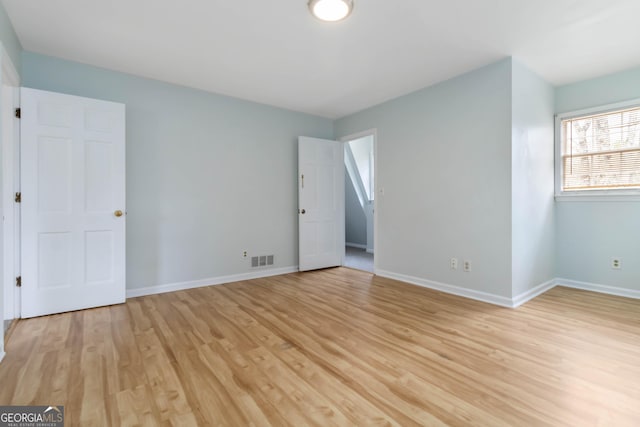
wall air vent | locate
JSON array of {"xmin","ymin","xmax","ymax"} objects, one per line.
[{"xmin": 250, "ymin": 255, "xmax": 275, "ymax": 268}]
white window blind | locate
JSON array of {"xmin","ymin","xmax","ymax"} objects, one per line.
[{"xmin": 561, "ymin": 106, "xmax": 640, "ymax": 191}]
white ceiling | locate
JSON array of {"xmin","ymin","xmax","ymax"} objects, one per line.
[{"xmin": 3, "ymin": 0, "xmax": 640, "ymax": 118}]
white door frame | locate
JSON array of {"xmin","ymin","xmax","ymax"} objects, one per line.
[
  {"xmin": 339, "ymin": 129, "xmax": 378, "ymax": 274},
  {"xmin": 2, "ymin": 46, "xmax": 21, "ymax": 324}
]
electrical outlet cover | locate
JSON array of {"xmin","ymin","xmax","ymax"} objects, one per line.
[{"xmin": 463, "ymin": 260, "xmax": 471, "ymax": 272}]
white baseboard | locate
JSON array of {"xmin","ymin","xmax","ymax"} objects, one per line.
[
  {"xmin": 126, "ymin": 266, "xmax": 299, "ymax": 299},
  {"xmin": 125, "ymin": 267, "xmax": 639, "ymax": 309},
  {"xmin": 376, "ymin": 269, "xmax": 514, "ymax": 307},
  {"xmin": 555, "ymin": 278, "xmax": 640, "ymax": 299},
  {"xmin": 512, "ymin": 279, "xmax": 557, "ymax": 308},
  {"xmin": 346, "ymin": 242, "xmax": 367, "ymax": 249},
  {"xmin": 366, "ymin": 248, "xmax": 374, "ymax": 254},
  {"xmin": 376, "ymin": 270, "xmax": 558, "ymax": 308}
]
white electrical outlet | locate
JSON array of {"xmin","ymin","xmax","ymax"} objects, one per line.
[
  {"xmin": 463, "ymin": 260, "xmax": 471, "ymax": 272},
  {"xmin": 450, "ymin": 258, "xmax": 458, "ymax": 270},
  {"xmin": 611, "ymin": 258, "xmax": 621, "ymax": 270}
]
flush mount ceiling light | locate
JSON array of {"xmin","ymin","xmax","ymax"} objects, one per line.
[{"xmin": 308, "ymin": 0, "xmax": 354, "ymax": 22}]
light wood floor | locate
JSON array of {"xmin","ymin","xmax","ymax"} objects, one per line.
[{"xmin": 1, "ymin": 268, "xmax": 639, "ymax": 426}]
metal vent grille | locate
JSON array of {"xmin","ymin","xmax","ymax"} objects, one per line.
[{"xmin": 250, "ymin": 254, "xmax": 275, "ymax": 268}]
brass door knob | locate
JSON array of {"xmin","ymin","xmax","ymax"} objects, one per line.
[{"xmin": 114, "ymin": 210, "xmax": 123, "ymax": 217}]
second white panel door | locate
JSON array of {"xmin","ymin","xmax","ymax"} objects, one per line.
[{"xmin": 298, "ymin": 136, "xmax": 344, "ymax": 271}]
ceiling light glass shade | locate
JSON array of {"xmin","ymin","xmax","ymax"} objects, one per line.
[{"xmin": 309, "ymin": 0, "xmax": 353, "ymax": 22}]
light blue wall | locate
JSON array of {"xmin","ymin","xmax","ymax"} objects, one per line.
[
  {"xmin": 557, "ymin": 203, "xmax": 639, "ymax": 289},
  {"xmin": 555, "ymin": 67, "xmax": 640, "ymax": 291},
  {"xmin": 555, "ymin": 66, "xmax": 640, "ymax": 114},
  {"xmin": 335, "ymin": 59, "xmax": 513, "ymax": 298},
  {"xmin": 511, "ymin": 59, "xmax": 555, "ymax": 297},
  {"xmin": 0, "ymin": 2, "xmax": 21, "ymax": 73},
  {"xmin": 22, "ymin": 52, "xmax": 333, "ymax": 290},
  {"xmin": 12, "ymin": 44, "xmax": 640, "ymax": 300},
  {"xmin": 345, "ymin": 170, "xmax": 366, "ymax": 246}
]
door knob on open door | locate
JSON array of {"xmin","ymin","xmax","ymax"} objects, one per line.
[
  {"xmin": 301, "ymin": 209, "xmax": 306, "ymax": 214},
  {"xmin": 114, "ymin": 210, "xmax": 123, "ymax": 217}
]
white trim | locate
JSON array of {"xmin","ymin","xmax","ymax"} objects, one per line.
[
  {"xmin": 376, "ymin": 270, "xmax": 557, "ymax": 308},
  {"xmin": 366, "ymin": 248, "xmax": 374, "ymax": 254},
  {"xmin": 1, "ymin": 45, "xmax": 20, "ymax": 87},
  {"xmin": 556, "ymin": 278, "xmax": 640, "ymax": 300},
  {"xmin": 2, "ymin": 47, "xmax": 21, "ymax": 323},
  {"xmin": 512, "ymin": 279, "xmax": 557, "ymax": 308},
  {"xmin": 376, "ymin": 269, "xmax": 514, "ymax": 307},
  {"xmin": 338, "ymin": 128, "xmax": 378, "ymax": 144},
  {"xmin": 127, "ymin": 272, "xmax": 640, "ymax": 308},
  {"xmin": 2, "ymin": 87, "xmax": 20, "ymax": 321},
  {"xmin": 346, "ymin": 242, "xmax": 367, "ymax": 249},
  {"xmin": 0, "ymin": 351, "xmax": 5, "ymax": 364},
  {"xmin": 126, "ymin": 266, "xmax": 298, "ymax": 299},
  {"xmin": 555, "ymin": 193, "xmax": 640, "ymax": 202}
]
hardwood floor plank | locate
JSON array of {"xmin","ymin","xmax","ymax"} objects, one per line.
[
  {"xmin": 1, "ymin": 268, "xmax": 639, "ymax": 426},
  {"xmin": 228, "ymin": 280, "xmax": 544, "ymax": 425},
  {"xmin": 202, "ymin": 289, "xmax": 351, "ymax": 426},
  {"xmin": 10, "ymin": 351, "xmax": 47, "ymax": 404},
  {"xmin": 134, "ymin": 329, "xmax": 195, "ymax": 424},
  {"xmin": 108, "ymin": 303, "xmax": 147, "ymax": 393},
  {"xmin": 114, "ymin": 384, "xmax": 162, "ymax": 427},
  {"xmin": 195, "ymin": 344, "xmax": 276, "ymax": 426},
  {"xmin": 206, "ymin": 339, "xmax": 313, "ymax": 427},
  {"xmin": 77, "ymin": 344, "xmax": 110, "ymax": 426}
]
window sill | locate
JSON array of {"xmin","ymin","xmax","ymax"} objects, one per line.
[{"xmin": 555, "ymin": 192, "xmax": 640, "ymax": 202}]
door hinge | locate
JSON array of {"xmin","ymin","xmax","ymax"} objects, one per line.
[
  {"xmin": 14, "ymin": 108, "xmax": 21, "ymax": 119},
  {"xmin": 15, "ymin": 192, "xmax": 21, "ymax": 203},
  {"xmin": 16, "ymin": 276, "xmax": 21, "ymax": 287}
]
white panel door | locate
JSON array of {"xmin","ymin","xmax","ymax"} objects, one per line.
[
  {"xmin": 21, "ymin": 88, "xmax": 126, "ymax": 318},
  {"xmin": 298, "ymin": 136, "xmax": 344, "ymax": 271}
]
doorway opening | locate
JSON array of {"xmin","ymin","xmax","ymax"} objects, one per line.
[{"xmin": 343, "ymin": 132, "xmax": 375, "ymax": 273}]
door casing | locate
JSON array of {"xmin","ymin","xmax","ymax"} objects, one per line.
[{"xmin": 2, "ymin": 47, "xmax": 21, "ymax": 324}]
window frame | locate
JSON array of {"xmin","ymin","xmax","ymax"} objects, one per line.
[{"xmin": 555, "ymin": 98, "xmax": 640, "ymax": 202}]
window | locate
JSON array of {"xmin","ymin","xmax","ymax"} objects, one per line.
[{"xmin": 557, "ymin": 101, "xmax": 640, "ymax": 199}]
